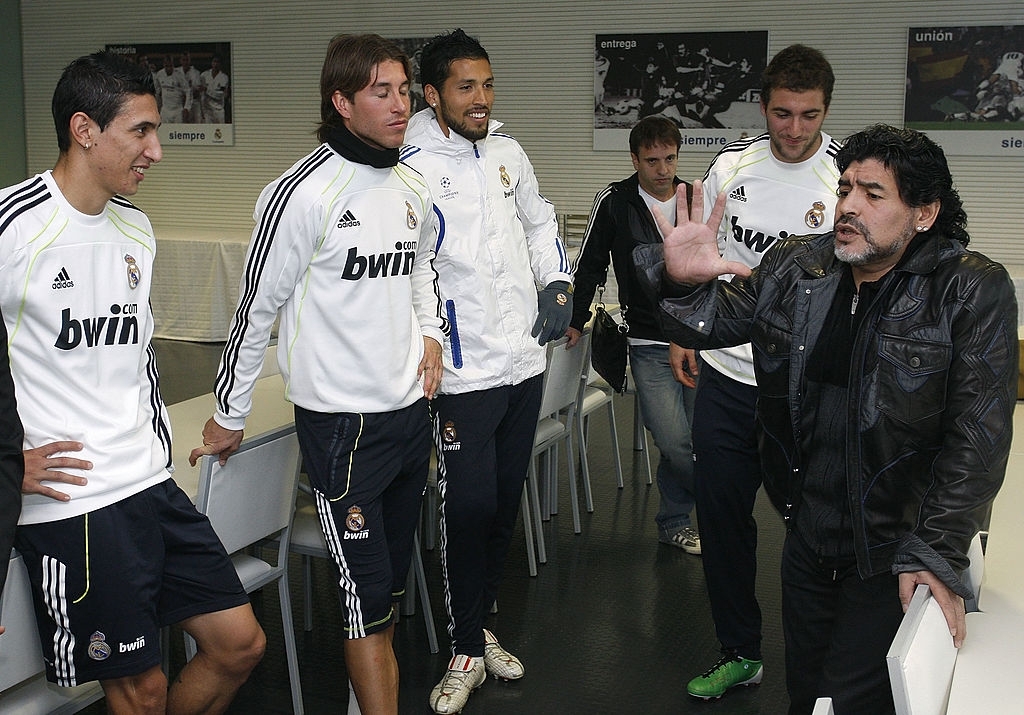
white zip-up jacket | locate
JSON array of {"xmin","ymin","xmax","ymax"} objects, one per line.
[{"xmin": 401, "ymin": 109, "xmax": 571, "ymax": 394}]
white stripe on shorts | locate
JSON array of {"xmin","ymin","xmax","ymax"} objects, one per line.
[{"xmin": 41, "ymin": 554, "xmax": 77, "ymax": 686}]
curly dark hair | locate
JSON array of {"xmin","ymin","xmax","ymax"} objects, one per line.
[{"xmin": 836, "ymin": 124, "xmax": 969, "ymax": 246}]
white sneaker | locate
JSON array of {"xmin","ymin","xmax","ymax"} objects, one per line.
[
  {"xmin": 429, "ymin": 654, "xmax": 486, "ymax": 714},
  {"xmin": 483, "ymin": 628, "xmax": 525, "ymax": 680}
]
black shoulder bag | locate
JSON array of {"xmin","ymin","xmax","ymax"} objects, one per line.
[{"xmin": 589, "ymin": 285, "xmax": 628, "ymax": 393}]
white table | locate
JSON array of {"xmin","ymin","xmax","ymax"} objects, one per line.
[
  {"xmin": 946, "ymin": 590, "xmax": 1024, "ymax": 713},
  {"xmin": 167, "ymin": 373, "xmax": 294, "ymax": 498},
  {"xmin": 944, "ymin": 403, "xmax": 1024, "ymax": 713},
  {"xmin": 151, "ymin": 231, "xmax": 250, "ymax": 342}
]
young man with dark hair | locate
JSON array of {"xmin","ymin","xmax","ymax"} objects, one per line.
[
  {"xmin": 400, "ymin": 27, "xmax": 573, "ymax": 715},
  {"xmin": 1, "ymin": 51, "xmax": 264, "ymax": 714},
  {"xmin": 192, "ymin": 33, "xmax": 444, "ymax": 714},
  {"xmin": 568, "ymin": 114, "xmax": 700, "ymax": 553},
  {"xmin": 681, "ymin": 43, "xmax": 841, "ymax": 700},
  {"xmin": 639, "ymin": 122, "xmax": 1015, "ymax": 714}
]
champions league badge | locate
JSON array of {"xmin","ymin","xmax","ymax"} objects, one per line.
[
  {"xmin": 406, "ymin": 201, "xmax": 418, "ymax": 230},
  {"xmin": 124, "ymin": 254, "xmax": 141, "ymax": 290},
  {"xmin": 499, "ymin": 165, "xmax": 511, "ymax": 189},
  {"xmin": 804, "ymin": 201, "xmax": 827, "ymax": 230},
  {"xmin": 346, "ymin": 506, "xmax": 365, "ymax": 533},
  {"xmin": 88, "ymin": 631, "xmax": 112, "ymax": 661}
]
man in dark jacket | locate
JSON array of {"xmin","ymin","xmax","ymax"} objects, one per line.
[
  {"xmin": 636, "ymin": 124, "xmax": 1017, "ymax": 714},
  {"xmin": 568, "ymin": 114, "xmax": 700, "ymax": 553},
  {"xmin": 0, "ymin": 308, "xmax": 24, "ymax": 631}
]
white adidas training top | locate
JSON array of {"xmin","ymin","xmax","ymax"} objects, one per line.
[
  {"xmin": 700, "ymin": 132, "xmax": 841, "ymax": 385},
  {"xmin": 212, "ymin": 144, "xmax": 445, "ymax": 430},
  {"xmin": 0, "ymin": 171, "xmax": 172, "ymax": 525}
]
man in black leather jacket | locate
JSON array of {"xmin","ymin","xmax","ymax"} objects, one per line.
[
  {"xmin": 636, "ymin": 124, "xmax": 1017, "ymax": 714},
  {"xmin": 568, "ymin": 115, "xmax": 701, "ymax": 553}
]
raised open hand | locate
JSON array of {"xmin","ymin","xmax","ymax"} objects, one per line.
[{"xmin": 651, "ymin": 180, "xmax": 753, "ymax": 285}]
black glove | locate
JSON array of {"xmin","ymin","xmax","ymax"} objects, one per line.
[{"xmin": 531, "ymin": 281, "xmax": 573, "ymax": 345}]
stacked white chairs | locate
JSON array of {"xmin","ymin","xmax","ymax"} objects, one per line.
[
  {"xmin": 192, "ymin": 425, "xmax": 305, "ymax": 714},
  {"xmin": 525, "ymin": 334, "xmax": 591, "ymax": 567},
  {"xmin": 0, "ymin": 552, "xmax": 105, "ymax": 713}
]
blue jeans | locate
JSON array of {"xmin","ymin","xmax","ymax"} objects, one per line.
[{"xmin": 629, "ymin": 343, "xmax": 696, "ymax": 536}]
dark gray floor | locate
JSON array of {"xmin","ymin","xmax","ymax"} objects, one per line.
[{"xmin": 89, "ymin": 339, "xmax": 792, "ymax": 714}]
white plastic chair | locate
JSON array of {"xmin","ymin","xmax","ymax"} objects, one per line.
[
  {"xmin": 886, "ymin": 583, "xmax": 958, "ymax": 715},
  {"xmin": 527, "ymin": 334, "xmax": 591, "ymax": 565},
  {"xmin": 0, "ymin": 552, "xmax": 105, "ymax": 713},
  {"xmin": 192, "ymin": 425, "xmax": 304, "ymax": 714}
]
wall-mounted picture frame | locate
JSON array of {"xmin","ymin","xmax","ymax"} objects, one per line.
[
  {"xmin": 594, "ymin": 31, "xmax": 768, "ymax": 151},
  {"xmin": 106, "ymin": 42, "xmax": 233, "ymax": 146},
  {"xmin": 905, "ymin": 25, "xmax": 1024, "ymax": 156}
]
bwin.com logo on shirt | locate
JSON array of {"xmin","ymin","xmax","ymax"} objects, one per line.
[
  {"xmin": 337, "ymin": 210, "xmax": 361, "ymax": 229},
  {"xmin": 729, "ymin": 186, "xmax": 748, "ymax": 203}
]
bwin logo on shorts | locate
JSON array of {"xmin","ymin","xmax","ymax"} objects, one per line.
[{"xmin": 120, "ymin": 636, "xmax": 146, "ymax": 653}]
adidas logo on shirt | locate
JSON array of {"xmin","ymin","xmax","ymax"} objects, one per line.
[
  {"xmin": 337, "ymin": 210, "xmax": 361, "ymax": 228},
  {"xmin": 52, "ymin": 267, "xmax": 75, "ymax": 290},
  {"xmin": 728, "ymin": 186, "xmax": 748, "ymax": 203}
]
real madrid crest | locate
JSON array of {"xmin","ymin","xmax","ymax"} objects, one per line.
[
  {"xmin": 88, "ymin": 630, "xmax": 111, "ymax": 661},
  {"xmin": 498, "ymin": 165, "xmax": 511, "ymax": 189},
  {"xmin": 124, "ymin": 254, "xmax": 141, "ymax": 290},
  {"xmin": 406, "ymin": 201, "xmax": 418, "ymax": 230},
  {"xmin": 443, "ymin": 421, "xmax": 457, "ymax": 443},
  {"xmin": 804, "ymin": 201, "xmax": 827, "ymax": 230},
  {"xmin": 346, "ymin": 505, "xmax": 365, "ymax": 532}
]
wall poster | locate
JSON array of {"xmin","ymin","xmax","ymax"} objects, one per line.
[
  {"xmin": 106, "ymin": 42, "xmax": 233, "ymax": 146},
  {"xmin": 389, "ymin": 37, "xmax": 432, "ymax": 117},
  {"xmin": 594, "ymin": 31, "xmax": 769, "ymax": 151},
  {"xmin": 905, "ymin": 25, "xmax": 1024, "ymax": 156}
]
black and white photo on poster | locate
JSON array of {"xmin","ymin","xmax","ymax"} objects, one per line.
[
  {"xmin": 106, "ymin": 42, "xmax": 232, "ymax": 146},
  {"xmin": 905, "ymin": 25, "xmax": 1024, "ymax": 156},
  {"xmin": 594, "ymin": 31, "xmax": 768, "ymax": 151},
  {"xmin": 388, "ymin": 37, "xmax": 432, "ymax": 117}
]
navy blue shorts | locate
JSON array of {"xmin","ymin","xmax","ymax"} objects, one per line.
[
  {"xmin": 295, "ymin": 399, "xmax": 430, "ymax": 639},
  {"xmin": 14, "ymin": 479, "xmax": 249, "ymax": 686}
]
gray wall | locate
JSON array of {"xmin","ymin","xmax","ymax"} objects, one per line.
[{"xmin": 15, "ymin": 0, "xmax": 1024, "ymax": 265}]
